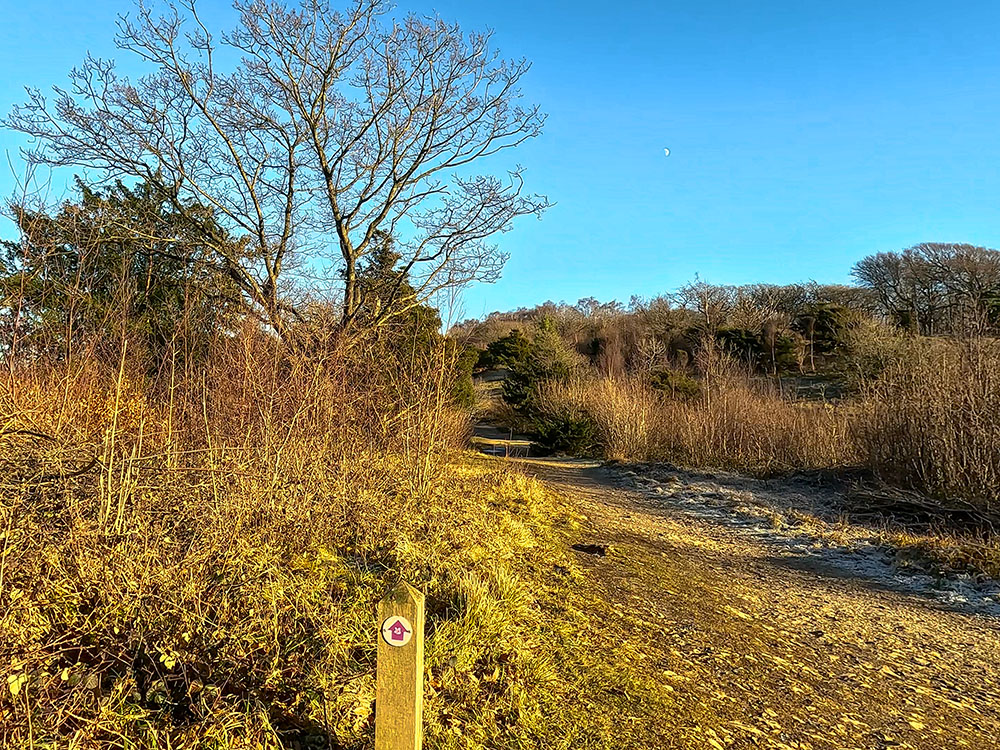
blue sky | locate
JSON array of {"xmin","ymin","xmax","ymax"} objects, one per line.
[{"xmin": 3, "ymin": 1, "xmax": 1000, "ymax": 321}]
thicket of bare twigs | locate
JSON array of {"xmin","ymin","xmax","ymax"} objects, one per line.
[
  {"xmin": 1, "ymin": 322, "xmax": 453, "ymax": 743},
  {"xmin": 854, "ymin": 338, "xmax": 1000, "ymax": 524}
]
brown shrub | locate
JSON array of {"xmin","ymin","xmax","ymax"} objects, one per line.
[{"xmin": 855, "ymin": 338, "xmax": 1000, "ymax": 515}]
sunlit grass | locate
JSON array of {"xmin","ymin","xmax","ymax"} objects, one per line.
[{"xmin": 0, "ymin": 348, "xmax": 676, "ymax": 748}]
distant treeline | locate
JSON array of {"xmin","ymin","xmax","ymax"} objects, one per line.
[{"xmin": 453, "ymin": 243, "xmax": 1000, "ymax": 377}]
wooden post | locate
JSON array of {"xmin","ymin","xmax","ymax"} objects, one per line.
[{"xmin": 375, "ymin": 581, "xmax": 425, "ymax": 750}]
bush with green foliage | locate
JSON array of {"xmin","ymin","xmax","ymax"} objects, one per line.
[
  {"xmin": 501, "ymin": 320, "xmax": 582, "ymax": 408},
  {"xmin": 476, "ymin": 328, "xmax": 534, "ymax": 370},
  {"xmin": 715, "ymin": 327, "xmax": 764, "ymax": 367},
  {"xmin": 2, "ymin": 179, "xmax": 245, "ymax": 368},
  {"xmin": 648, "ymin": 368, "xmax": 702, "ymax": 400},
  {"xmin": 533, "ymin": 409, "xmax": 599, "ymax": 455},
  {"xmin": 792, "ymin": 302, "xmax": 850, "ymax": 357},
  {"xmin": 451, "ymin": 344, "xmax": 480, "ymax": 408}
]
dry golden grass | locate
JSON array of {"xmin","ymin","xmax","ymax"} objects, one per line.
[
  {"xmin": 656, "ymin": 376, "xmax": 853, "ymax": 473},
  {"xmin": 855, "ymin": 337, "xmax": 1000, "ymax": 516},
  {"xmin": 536, "ymin": 377, "xmax": 660, "ymax": 461},
  {"xmin": 0, "ymin": 326, "xmax": 682, "ymax": 749},
  {"xmin": 882, "ymin": 529, "xmax": 1000, "ymax": 579},
  {"xmin": 0, "ymin": 330, "xmax": 469, "ymax": 747},
  {"xmin": 535, "ymin": 337, "xmax": 1000, "ymax": 516},
  {"xmin": 535, "ymin": 370, "xmax": 853, "ymax": 474}
]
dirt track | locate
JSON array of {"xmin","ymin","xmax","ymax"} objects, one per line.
[{"xmin": 512, "ymin": 457, "xmax": 1000, "ymax": 750}]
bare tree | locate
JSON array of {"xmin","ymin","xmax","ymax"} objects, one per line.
[
  {"xmin": 674, "ymin": 279, "xmax": 734, "ymax": 332},
  {"xmin": 631, "ymin": 294, "xmax": 695, "ymax": 344},
  {"xmin": 853, "ymin": 244, "xmax": 1000, "ymax": 335},
  {"xmin": 5, "ymin": 0, "xmax": 549, "ymax": 336},
  {"xmin": 916, "ymin": 243, "xmax": 1000, "ymax": 334},
  {"xmin": 729, "ymin": 286, "xmax": 776, "ymax": 332}
]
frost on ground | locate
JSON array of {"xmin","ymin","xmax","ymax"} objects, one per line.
[{"xmin": 617, "ymin": 465, "xmax": 1000, "ymax": 619}]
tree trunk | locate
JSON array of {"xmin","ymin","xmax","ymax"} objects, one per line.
[{"xmin": 343, "ymin": 261, "xmax": 357, "ymax": 325}]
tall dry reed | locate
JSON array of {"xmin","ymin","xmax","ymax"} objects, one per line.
[
  {"xmin": 538, "ymin": 336, "xmax": 1000, "ymax": 516},
  {"xmin": 855, "ymin": 338, "xmax": 1000, "ymax": 514},
  {"xmin": 534, "ymin": 352, "xmax": 854, "ymax": 473}
]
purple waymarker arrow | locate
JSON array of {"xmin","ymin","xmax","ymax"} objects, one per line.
[{"xmin": 389, "ymin": 619, "xmax": 410, "ymax": 641}]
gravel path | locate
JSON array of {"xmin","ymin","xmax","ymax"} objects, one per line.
[{"xmin": 512, "ymin": 457, "xmax": 1000, "ymax": 750}]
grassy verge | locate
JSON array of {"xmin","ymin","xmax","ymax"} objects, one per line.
[{"xmin": 1, "ymin": 408, "xmax": 674, "ymax": 749}]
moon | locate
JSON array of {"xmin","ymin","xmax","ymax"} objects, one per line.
[{"xmin": 664, "ymin": 148, "xmax": 670, "ymax": 157}]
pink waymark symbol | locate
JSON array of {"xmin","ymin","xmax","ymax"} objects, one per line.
[
  {"xmin": 387, "ymin": 619, "xmax": 410, "ymax": 642},
  {"xmin": 380, "ymin": 613, "xmax": 414, "ymax": 647}
]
